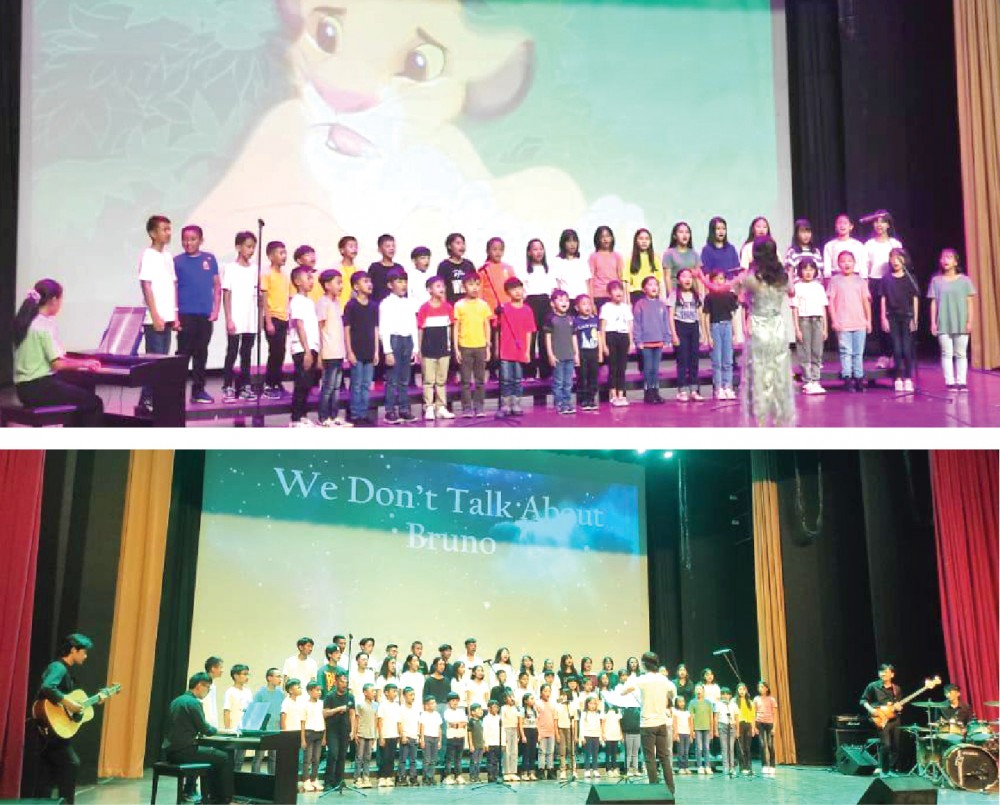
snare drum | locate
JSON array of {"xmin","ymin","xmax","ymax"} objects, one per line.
[
  {"xmin": 966, "ymin": 720, "xmax": 994, "ymax": 746},
  {"xmin": 942, "ymin": 744, "xmax": 999, "ymax": 792},
  {"xmin": 937, "ymin": 719, "xmax": 965, "ymax": 746}
]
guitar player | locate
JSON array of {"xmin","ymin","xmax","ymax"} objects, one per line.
[
  {"xmin": 860, "ymin": 663, "xmax": 903, "ymax": 776},
  {"xmin": 33, "ymin": 633, "xmax": 107, "ymax": 803}
]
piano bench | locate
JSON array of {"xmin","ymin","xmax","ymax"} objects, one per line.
[
  {"xmin": 151, "ymin": 761, "xmax": 213, "ymax": 804},
  {"xmin": 0, "ymin": 403, "xmax": 79, "ymax": 427}
]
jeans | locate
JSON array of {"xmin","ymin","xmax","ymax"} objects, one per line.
[
  {"xmin": 325, "ymin": 730, "xmax": 349, "ymax": 786},
  {"xmin": 604, "ymin": 739, "xmax": 619, "ymax": 772},
  {"xmin": 378, "ymin": 737, "xmax": 398, "ymax": 778},
  {"xmin": 877, "ymin": 720, "xmax": 900, "ymax": 773},
  {"xmin": 738, "ymin": 723, "xmax": 753, "ymax": 772},
  {"xmin": 445, "ymin": 737, "xmax": 464, "ymax": 776},
  {"xmin": 486, "ymin": 746, "xmax": 501, "ymax": 779},
  {"xmin": 421, "ymin": 736, "xmax": 439, "ymax": 780},
  {"xmin": 538, "ymin": 735, "xmax": 555, "ymax": 769},
  {"xmin": 504, "ymin": 728, "xmax": 519, "ymax": 774},
  {"xmin": 291, "ymin": 350, "xmax": 319, "ymax": 421},
  {"xmin": 797, "ymin": 317, "xmax": 825, "ymax": 383},
  {"xmin": 470, "ymin": 746, "xmax": 484, "ymax": 779},
  {"xmin": 641, "ymin": 346, "xmax": 662, "ymax": 391},
  {"xmin": 888, "ymin": 315, "xmax": 915, "ymax": 379},
  {"xmin": 837, "ymin": 329, "xmax": 866, "ymax": 378},
  {"xmin": 938, "ymin": 333, "xmax": 970, "ymax": 385},
  {"xmin": 553, "ymin": 358, "xmax": 574, "ymax": 409},
  {"xmin": 223, "ymin": 332, "xmax": 255, "ymax": 391},
  {"xmin": 15, "ymin": 375, "xmax": 104, "ymax": 427},
  {"xmin": 711, "ymin": 320, "xmax": 735, "ymax": 389},
  {"xmin": 674, "ymin": 319, "xmax": 700, "ymax": 390},
  {"xmin": 757, "ymin": 722, "xmax": 775, "ymax": 767},
  {"xmin": 625, "ymin": 733, "xmax": 641, "ymax": 772},
  {"xmin": 399, "ymin": 739, "xmax": 419, "ymax": 778},
  {"xmin": 719, "ymin": 722, "xmax": 736, "ymax": 772},
  {"xmin": 583, "ymin": 737, "xmax": 600, "ymax": 771},
  {"xmin": 577, "ymin": 348, "xmax": 599, "ymax": 405},
  {"xmin": 500, "ymin": 359, "xmax": 524, "ymax": 400},
  {"xmin": 318, "ymin": 362, "xmax": 343, "ymax": 421},
  {"xmin": 385, "ymin": 335, "xmax": 413, "ymax": 414},
  {"xmin": 140, "ymin": 323, "xmax": 172, "ymax": 405},
  {"xmin": 521, "ymin": 727, "xmax": 538, "ymax": 773},
  {"xmin": 459, "ymin": 346, "xmax": 487, "ymax": 411},
  {"xmin": 349, "ymin": 361, "xmax": 374, "ymax": 420},
  {"xmin": 676, "ymin": 734, "xmax": 691, "ymax": 769},
  {"xmin": 605, "ymin": 332, "xmax": 629, "ymax": 393},
  {"xmin": 694, "ymin": 729, "xmax": 710, "ymax": 769},
  {"xmin": 177, "ymin": 314, "xmax": 213, "ymax": 396},
  {"xmin": 252, "ymin": 748, "xmax": 276, "ymax": 775},
  {"xmin": 265, "ymin": 318, "xmax": 288, "ymax": 387},
  {"xmin": 640, "ymin": 724, "xmax": 674, "ymax": 792},
  {"xmin": 421, "ymin": 355, "xmax": 450, "ymax": 409},
  {"xmin": 356, "ymin": 737, "xmax": 374, "ymax": 778}
]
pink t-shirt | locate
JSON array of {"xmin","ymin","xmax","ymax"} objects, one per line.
[
  {"xmin": 589, "ymin": 251, "xmax": 624, "ymax": 299},
  {"xmin": 535, "ymin": 698, "xmax": 557, "ymax": 739},
  {"xmin": 827, "ymin": 274, "xmax": 871, "ymax": 332},
  {"xmin": 753, "ymin": 695, "xmax": 777, "ymax": 724}
]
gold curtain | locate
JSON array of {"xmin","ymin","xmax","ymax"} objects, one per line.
[
  {"xmin": 98, "ymin": 451, "xmax": 175, "ymax": 778},
  {"xmin": 954, "ymin": 0, "xmax": 1000, "ymax": 368},
  {"xmin": 750, "ymin": 451, "xmax": 796, "ymax": 764}
]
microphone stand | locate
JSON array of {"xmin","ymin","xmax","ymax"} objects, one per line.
[
  {"xmin": 559, "ymin": 694, "xmax": 580, "ymax": 788},
  {"xmin": 320, "ymin": 633, "xmax": 365, "ymax": 798},
  {"xmin": 252, "ymin": 218, "xmax": 266, "ymax": 427}
]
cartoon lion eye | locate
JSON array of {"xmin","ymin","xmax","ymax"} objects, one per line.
[
  {"xmin": 308, "ymin": 10, "xmax": 343, "ymax": 55},
  {"xmin": 401, "ymin": 42, "xmax": 446, "ymax": 82}
]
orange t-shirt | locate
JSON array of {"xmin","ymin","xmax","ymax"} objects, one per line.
[{"xmin": 478, "ymin": 262, "xmax": 517, "ymax": 322}]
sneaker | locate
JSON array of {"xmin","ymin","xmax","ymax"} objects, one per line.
[
  {"xmin": 456, "ymin": 774, "xmax": 467, "ymax": 784},
  {"xmin": 876, "ymin": 356, "xmax": 891, "ymax": 370},
  {"xmin": 705, "ymin": 767, "xmax": 714, "ymax": 775},
  {"xmin": 336, "ymin": 417, "xmax": 354, "ymax": 427},
  {"xmin": 321, "ymin": 417, "xmax": 337, "ymax": 428},
  {"xmin": 474, "ymin": 408, "xmax": 486, "ymax": 418},
  {"xmin": 676, "ymin": 390, "xmax": 690, "ymax": 402},
  {"xmin": 135, "ymin": 399, "xmax": 155, "ymax": 416},
  {"xmin": 593, "ymin": 769, "xmax": 601, "ymax": 777},
  {"xmin": 263, "ymin": 385, "xmax": 283, "ymax": 400},
  {"xmin": 903, "ymin": 379, "xmax": 914, "ymax": 392},
  {"xmin": 313, "ymin": 780, "xmax": 324, "ymax": 790},
  {"xmin": 894, "ymin": 378, "xmax": 905, "ymax": 392},
  {"xmin": 558, "ymin": 770, "xmax": 567, "ymax": 780},
  {"xmin": 511, "ymin": 399, "xmax": 525, "ymax": 416},
  {"xmin": 239, "ymin": 386, "xmax": 258, "ymax": 401},
  {"xmin": 444, "ymin": 775, "xmax": 455, "ymax": 785},
  {"xmin": 297, "ymin": 781, "xmax": 305, "ymax": 792},
  {"xmin": 388, "ymin": 778, "xmax": 396, "ymax": 787},
  {"xmin": 191, "ymin": 390, "xmax": 214, "ymax": 404},
  {"xmin": 697, "ymin": 767, "xmax": 705, "ymax": 775},
  {"xmin": 958, "ymin": 384, "xmax": 969, "ymax": 392},
  {"xmin": 303, "ymin": 780, "xmax": 316, "ymax": 791},
  {"xmin": 425, "ymin": 406, "xmax": 436, "ymax": 421},
  {"xmin": 398, "ymin": 410, "xmax": 418, "ymax": 423},
  {"xmin": 855, "ymin": 377, "xmax": 865, "ymax": 392},
  {"xmin": 222, "ymin": 386, "xmax": 237, "ymax": 404},
  {"xmin": 844, "ymin": 377, "xmax": 855, "ymax": 392},
  {"xmin": 289, "ymin": 418, "xmax": 317, "ymax": 428},
  {"xmin": 583, "ymin": 770, "xmax": 591, "ymax": 778},
  {"xmin": 384, "ymin": 410, "xmax": 400, "ymax": 425},
  {"xmin": 564, "ymin": 406, "xmax": 577, "ymax": 414},
  {"xmin": 690, "ymin": 390, "xmax": 704, "ymax": 401},
  {"xmin": 812, "ymin": 383, "xmax": 826, "ymax": 395},
  {"xmin": 610, "ymin": 397, "xmax": 624, "ymax": 407},
  {"xmin": 462, "ymin": 408, "xmax": 476, "ymax": 418},
  {"xmin": 436, "ymin": 406, "xmax": 455, "ymax": 419}
]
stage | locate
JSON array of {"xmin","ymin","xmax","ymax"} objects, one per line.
[{"xmin": 66, "ymin": 766, "xmax": 986, "ymax": 804}]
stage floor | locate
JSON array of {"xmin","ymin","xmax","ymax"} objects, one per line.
[{"xmin": 68, "ymin": 766, "xmax": 988, "ymax": 804}]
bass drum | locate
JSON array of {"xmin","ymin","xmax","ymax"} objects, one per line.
[{"xmin": 942, "ymin": 744, "xmax": 998, "ymax": 792}]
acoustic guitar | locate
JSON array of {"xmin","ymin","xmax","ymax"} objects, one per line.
[
  {"xmin": 869, "ymin": 676, "xmax": 941, "ymax": 729},
  {"xmin": 32, "ymin": 683, "xmax": 122, "ymax": 739}
]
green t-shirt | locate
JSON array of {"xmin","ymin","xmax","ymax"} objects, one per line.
[
  {"xmin": 927, "ymin": 274, "xmax": 976, "ymax": 334},
  {"xmin": 662, "ymin": 248, "xmax": 702, "ymax": 284},
  {"xmin": 14, "ymin": 314, "xmax": 63, "ymax": 384},
  {"xmin": 689, "ymin": 698, "xmax": 714, "ymax": 731}
]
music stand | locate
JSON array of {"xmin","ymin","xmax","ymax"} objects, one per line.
[{"xmin": 74, "ymin": 307, "xmax": 146, "ymax": 356}]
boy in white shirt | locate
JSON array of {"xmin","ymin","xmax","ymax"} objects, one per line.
[
  {"xmin": 398, "ymin": 687, "xmax": 422, "ymax": 786},
  {"xmin": 221, "ymin": 231, "xmax": 260, "ymax": 402},
  {"xmin": 483, "ymin": 699, "xmax": 503, "ymax": 783},
  {"xmin": 223, "ymin": 664, "xmax": 253, "ymax": 770},
  {"xmin": 302, "ymin": 682, "xmax": 326, "ymax": 792},
  {"xmin": 418, "ymin": 695, "xmax": 443, "ymax": 785},
  {"xmin": 379, "ymin": 268, "xmax": 420, "ymax": 424},
  {"xmin": 715, "ymin": 687, "xmax": 741, "ymax": 778},
  {"xmin": 279, "ymin": 679, "xmax": 308, "ymax": 791},
  {"xmin": 282, "ymin": 637, "xmax": 318, "ymax": 689},
  {"xmin": 137, "ymin": 214, "xmax": 177, "ymax": 414},
  {"xmin": 288, "ymin": 267, "xmax": 321, "ymax": 427},
  {"xmin": 443, "ymin": 692, "xmax": 469, "ymax": 784},
  {"xmin": 376, "ymin": 684, "xmax": 402, "ymax": 787},
  {"xmin": 354, "ymin": 683, "xmax": 378, "ymax": 788}
]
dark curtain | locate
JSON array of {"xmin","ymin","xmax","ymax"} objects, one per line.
[
  {"xmin": 0, "ymin": 0, "xmax": 22, "ymax": 386},
  {"xmin": 144, "ymin": 451, "xmax": 206, "ymax": 766},
  {"xmin": 0, "ymin": 451, "xmax": 44, "ymax": 799},
  {"xmin": 929, "ymin": 451, "xmax": 999, "ymax": 714},
  {"xmin": 22, "ymin": 451, "xmax": 129, "ymax": 794}
]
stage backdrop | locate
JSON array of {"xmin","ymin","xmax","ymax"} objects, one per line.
[
  {"xmin": 188, "ymin": 450, "xmax": 648, "ymax": 701},
  {"xmin": 18, "ymin": 0, "xmax": 791, "ymax": 365}
]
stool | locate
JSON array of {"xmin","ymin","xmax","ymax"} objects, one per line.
[
  {"xmin": 151, "ymin": 761, "xmax": 212, "ymax": 804},
  {"xmin": 0, "ymin": 403, "xmax": 78, "ymax": 427}
]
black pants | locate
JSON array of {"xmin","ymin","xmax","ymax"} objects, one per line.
[
  {"xmin": 675, "ymin": 319, "xmax": 700, "ymax": 388},
  {"xmin": 577, "ymin": 348, "xmax": 599, "ymax": 404},
  {"xmin": 526, "ymin": 295, "xmax": 552, "ymax": 379},
  {"xmin": 869, "ymin": 278, "xmax": 889, "ymax": 358},
  {"xmin": 167, "ymin": 746, "xmax": 234, "ymax": 803},
  {"xmin": 521, "ymin": 727, "xmax": 538, "ymax": 773},
  {"xmin": 378, "ymin": 737, "xmax": 398, "ymax": 778},
  {"xmin": 36, "ymin": 733, "xmax": 80, "ymax": 803},
  {"xmin": 738, "ymin": 722, "xmax": 753, "ymax": 772},
  {"xmin": 223, "ymin": 333, "xmax": 256, "ymax": 391},
  {"xmin": 265, "ymin": 319, "xmax": 288, "ymax": 387},
  {"xmin": 639, "ymin": 724, "xmax": 675, "ymax": 794},
  {"xmin": 887, "ymin": 315, "xmax": 915, "ymax": 380},
  {"xmin": 177, "ymin": 314, "xmax": 213, "ymax": 395},
  {"xmin": 324, "ymin": 730, "xmax": 350, "ymax": 787},
  {"xmin": 291, "ymin": 350, "xmax": 319, "ymax": 421},
  {"xmin": 16, "ymin": 374, "xmax": 104, "ymax": 427},
  {"xmin": 606, "ymin": 332, "xmax": 629, "ymax": 393},
  {"xmin": 878, "ymin": 721, "xmax": 900, "ymax": 773}
]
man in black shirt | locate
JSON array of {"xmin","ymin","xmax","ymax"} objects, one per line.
[
  {"xmin": 860, "ymin": 664, "xmax": 903, "ymax": 776},
  {"xmin": 33, "ymin": 633, "xmax": 106, "ymax": 803},
  {"xmin": 940, "ymin": 684, "xmax": 974, "ymax": 726},
  {"xmin": 163, "ymin": 672, "xmax": 233, "ymax": 803},
  {"xmin": 322, "ymin": 668, "xmax": 356, "ymax": 790}
]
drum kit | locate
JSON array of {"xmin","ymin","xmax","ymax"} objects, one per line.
[{"xmin": 904, "ymin": 700, "xmax": 999, "ymax": 793}]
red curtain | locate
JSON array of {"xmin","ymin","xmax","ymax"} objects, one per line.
[
  {"xmin": 930, "ymin": 451, "xmax": 999, "ymax": 714},
  {"xmin": 0, "ymin": 451, "xmax": 45, "ymax": 799}
]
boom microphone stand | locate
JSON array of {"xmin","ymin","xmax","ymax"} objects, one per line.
[{"xmin": 559, "ymin": 694, "xmax": 580, "ymax": 788}]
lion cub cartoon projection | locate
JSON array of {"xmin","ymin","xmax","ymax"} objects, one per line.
[{"xmin": 192, "ymin": 0, "xmax": 609, "ymax": 260}]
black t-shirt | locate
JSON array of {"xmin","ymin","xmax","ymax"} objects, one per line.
[
  {"xmin": 344, "ymin": 298, "xmax": 379, "ymax": 362},
  {"xmin": 437, "ymin": 259, "xmax": 476, "ymax": 304},
  {"xmin": 323, "ymin": 689, "xmax": 355, "ymax": 735},
  {"xmin": 490, "ymin": 685, "xmax": 512, "ymax": 706},
  {"xmin": 164, "ymin": 690, "xmax": 217, "ymax": 752},
  {"xmin": 423, "ymin": 674, "xmax": 451, "ymax": 704},
  {"xmin": 881, "ymin": 272, "xmax": 920, "ymax": 317},
  {"xmin": 861, "ymin": 681, "xmax": 901, "ymax": 710},
  {"xmin": 941, "ymin": 703, "xmax": 973, "ymax": 725},
  {"xmin": 704, "ymin": 290, "xmax": 739, "ymax": 323},
  {"xmin": 673, "ymin": 678, "xmax": 695, "ymax": 704},
  {"xmin": 369, "ymin": 261, "xmax": 405, "ymax": 305}
]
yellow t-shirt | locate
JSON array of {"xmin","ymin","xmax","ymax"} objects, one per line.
[
  {"xmin": 261, "ymin": 268, "xmax": 290, "ymax": 321},
  {"xmin": 454, "ymin": 298, "xmax": 492, "ymax": 349},
  {"xmin": 625, "ymin": 252, "xmax": 664, "ymax": 294},
  {"xmin": 339, "ymin": 264, "xmax": 358, "ymax": 308}
]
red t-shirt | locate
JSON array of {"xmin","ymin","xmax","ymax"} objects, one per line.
[{"xmin": 498, "ymin": 303, "xmax": 537, "ymax": 363}]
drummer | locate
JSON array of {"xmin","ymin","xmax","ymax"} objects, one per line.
[{"xmin": 940, "ymin": 684, "xmax": 973, "ymax": 727}]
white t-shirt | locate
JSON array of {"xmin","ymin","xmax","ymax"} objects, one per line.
[
  {"xmin": 579, "ymin": 710, "xmax": 603, "ymax": 738},
  {"xmin": 614, "ymin": 681, "xmax": 640, "ymax": 709},
  {"xmin": 304, "ymin": 698, "xmax": 325, "ymax": 731},
  {"xmin": 282, "ymin": 655, "xmax": 318, "ymax": 688},
  {"xmin": 399, "ymin": 702, "xmax": 421, "ymax": 739},
  {"xmin": 600, "ymin": 301, "xmax": 633, "ymax": 334},
  {"xmin": 714, "ymin": 699, "xmax": 740, "ymax": 726},
  {"xmin": 288, "ymin": 294, "xmax": 320, "ymax": 354},
  {"xmin": 375, "ymin": 675, "xmax": 399, "ymax": 698},
  {"xmin": 702, "ymin": 683, "xmax": 721, "ymax": 704},
  {"xmin": 467, "ymin": 678, "xmax": 490, "ymax": 710},
  {"xmin": 483, "ymin": 712, "xmax": 502, "ymax": 746},
  {"xmin": 419, "ymin": 709, "xmax": 442, "ymax": 738},
  {"xmin": 792, "ymin": 280, "xmax": 830, "ymax": 318},
  {"xmin": 604, "ymin": 710, "xmax": 623, "ymax": 741},
  {"xmin": 223, "ymin": 686, "xmax": 253, "ymax": 730},
  {"xmin": 673, "ymin": 709, "xmax": 692, "ymax": 735},
  {"xmin": 349, "ymin": 667, "xmax": 376, "ymax": 702},
  {"xmin": 407, "ymin": 269, "xmax": 434, "ymax": 311},
  {"xmin": 220, "ymin": 261, "xmax": 259, "ymax": 334},
  {"xmin": 500, "ymin": 704, "xmax": 521, "ymax": 730},
  {"xmin": 823, "ymin": 237, "xmax": 869, "ymax": 279},
  {"xmin": 377, "ymin": 700, "xmax": 402, "ymax": 739},
  {"xmin": 281, "ymin": 694, "xmax": 307, "ymax": 731},
  {"xmin": 139, "ymin": 247, "xmax": 177, "ymax": 324},
  {"xmin": 450, "ymin": 676, "xmax": 469, "ymax": 708},
  {"xmin": 631, "ymin": 672, "xmax": 675, "ymax": 728},
  {"xmin": 522, "ymin": 266, "xmax": 557, "ymax": 297},
  {"xmin": 865, "ymin": 237, "xmax": 903, "ymax": 280},
  {"xmin": 202, "ymin": 681, "xmax": 219, "ymax": 728},
  {"xmin": 444, "ymin": 707, "xmax": 468, "ymax": 739},
  {"xmin": 399, "ymin": 671, "xmax": 426, "ymax": 703},
  {"xmin": 552, "ymin": 256, "xmax": 591, "ymax": 300}
]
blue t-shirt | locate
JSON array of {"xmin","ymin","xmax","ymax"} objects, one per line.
[
  {"xmin": 573, "ymin": 314, "xmax": 599, "ymax": 351},
  {"xmin": 174, "ymin": 251, "xmax": 219, "ymax": 316},
  {"xmin": 252, "ymin": 686, "xmax": 285, "ymax": 731},
  {"xmin": 700, "ymin": 243, "xmax": 740, "ymax": 278}
]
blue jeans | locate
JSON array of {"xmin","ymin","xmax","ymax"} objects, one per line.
[
  {"xmin": 677, "ymin": 734, "xmax": 691, "ymax": 769},
  {"xmin": 349, "ymin": 361, "xmax": 374, "ymax": 420},
  {"xmin": 641, "ymin": 346, "xmax": 662, "ymax": 391},
  {"xmin": 674, "ymin": 320, "xmax": 700, "ymax": 390},
  {"xmin": 421, "ymin": 736, "xmax": 439, "ymax": 780},
  {"xmin": 694, "ymin": 729, "xmax": 710, "ymax": 769},
  {"xmin": 399, "ymin": 739, "xmax": 419, "ymax": 777},
  {"xmin": 385, "ymin": 335, "xmax": 413, "ymax": 413},
  {"xmin": 837, "ymin": 329, "xmax": 866, "ymax": 378},
  {"xmin": 141, "ymin": 324, "xmax": 172, "ymax": 405},
  {"xmin": 318, "ymin": 362, "xmax": 343, "ymax": 421},
  {"xmin": 710, "ymin": 320, "xmax": 734, "ymax": 389},
  {"xmin": 553, "ymin": 359, "xmax": 574, "ymax": 409},
  {"xmin": 719, "ymin": 722, "xmax": 735, "ymax": 773},
  {"xmin": 583, "ymin": 737, "xmax": 600, "ymax": 772},
  {"xmin": 500, "ymin": 360, "xmax": 524, "ymax": 399}
]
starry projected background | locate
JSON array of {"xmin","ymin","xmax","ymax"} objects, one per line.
[{"xmin": 188, "ymin": 450, "xmax": 648, "ymax": 684}]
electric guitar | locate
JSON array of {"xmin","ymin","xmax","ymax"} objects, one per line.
[
  {"xmin": 869, "ymin": 676, "xmax": 941, "ymax": 729},
  {"xmin": 32, "ymin": 683, "xmax": 122, "ymax": 739}
]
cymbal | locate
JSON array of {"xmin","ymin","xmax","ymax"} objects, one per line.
[
  {"xmin": 912, "ymin": 701, "xmax": 948, "ymax": 709},
  {"xmin": 984, "ymin": 701, "xmax": 1000, "ymax": 708},
  {"xmin": 904, "ymin": 726, "xmax": 933, "ymax": 733}
]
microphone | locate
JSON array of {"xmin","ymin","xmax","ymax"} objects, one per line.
[
  {"xmin": 257, "ymin": 218, "xmax": 266, "ymax": 228},
  {"xmin": 712, "ymin": 648, "xmax": 731, "ymax": 656},
  {"xmin": 348, "ymin": 633, "xmax": 353, "ymax": 639},
  {"xmin": 858, "ymin": 210, "xmax": 889, "ymax": 225}
]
